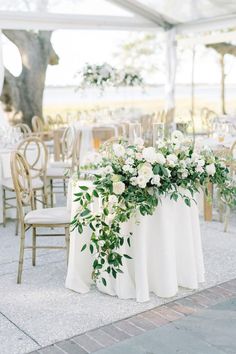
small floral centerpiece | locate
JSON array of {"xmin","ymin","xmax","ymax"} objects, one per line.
[
  {"xmin": 72, "ymin": 132, "xmax": 236, "ymax": 286},
  {"xmin": 77, "ymin": 63, "xmax": 144, "ymax": 91},
  {"xmin": 78, "ymin": 63, "xmax": 116, "ymax": 90},
  {"xmin": 117, "ymin": 69, "xmax": 144, "ymax": 87}
]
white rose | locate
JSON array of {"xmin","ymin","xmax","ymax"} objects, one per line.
[
  {"xmin": 135, "ymin": 175, "xmax": 147, "ymax": 188},
  {"xmin": 108, "ymin": 195, "xmax": 118, "ymax": 205},
  {"xmin": 127, "ymin": 148, "xmax": 135, "ymax": 156},
  {"xmin": 181, "ymin": 170, "xmax": 188, "ymax": 178},
  {"xmin": 196, "ymin": 165, "xmax": 204, "ymax": 173},
  {"xmin": 206, "ymin": 163, "xmax": 216, "ymax": 176},
  {"xmin": 130, "ymin": 177, "xmax": 137, "ymax": 186},
  {"xmin": 142, "ymin": 147, "xmax": 157, "ymax": 164},
  {"xmin": 113, "ymin": 181, "xmax": 125, "ymax": 195},
  {"xmin": 166, "ymin": 154, "xmax": 178, "ymax": 167},
  {"xmin": 126, "ymin": 157, "xmax": 134, "ymax": 165},
  {"xmin": 138, "ymin": 163, "xmax": 153, "ymax": 181},
  {"xmin": 135, "ymin": 152, "xmax": 143, "ymax": 160},
  {"xmin": 113, "ymin": 144, "xmax": 126, "ymax": 158},
  {"xmin": 156, "ymin": 152, "xmax": 166, "ymax": 165},
  {"xmin": 197, "ymin": 159, "xmax": 205, "ymax": 167},
  {"xmin": 171, "ymin": 130, "xmax": 184, "ymax": 143},
  {"xmin": 123, "ymin": 165, "xmax": 135, "ymax": 174},
  {"xmin": 104, "ymin": 165, "xmax": 113, "ymax": 174},
  {"xmin": 151, "ymin": 175, "xmax": 161, "ymax": 186}
]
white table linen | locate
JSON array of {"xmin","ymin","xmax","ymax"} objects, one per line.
[{"xmin": 66, "ymin": 180, "xmax": 205, "ymax": 302}]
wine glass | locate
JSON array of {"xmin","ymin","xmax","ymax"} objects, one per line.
[{"xmin": 153, "ymin": 123, "xmax": 164, "ymax": 147}]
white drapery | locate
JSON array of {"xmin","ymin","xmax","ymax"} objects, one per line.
[
  {"xmin": 165, "ymin": 27, "xmax": 177, "ymax": 122},
  {"xmin": 0, "ymin": 30, "xmax": 7, "ymax": 127}
]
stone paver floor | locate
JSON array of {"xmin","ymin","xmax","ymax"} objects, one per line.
[{"xmin": 32, "ymin": 279, "xmax": 236, "ymax": 354}]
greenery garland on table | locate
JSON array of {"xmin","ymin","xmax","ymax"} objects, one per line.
[{"xmin": 71, "ymin": 131, "xmax": 236, "ymax": 286}]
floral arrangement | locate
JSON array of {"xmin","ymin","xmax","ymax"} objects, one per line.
[
  {"xmin": 78, "ymin": 63, "xmax": 116, "ymax": 90},
  {"xmin": 71, "ymin": 131, "xmax": 236, "ymax": 286},
  {"xmin": 77, "ymin": 63, "xmax": 144, "ymax": 90}
]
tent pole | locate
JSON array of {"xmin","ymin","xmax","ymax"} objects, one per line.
[{"xmin": 165, "ymin": 27, "xmax": 177, "ymax": 126}]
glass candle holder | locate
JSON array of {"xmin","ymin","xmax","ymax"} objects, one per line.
[
  {"xmin": 152, "ymin": 123, "xmax": 164, "ymax": 147},
  {"xmin": 129, "ymin": 123, "xmax": 142, "ymax": 144}
]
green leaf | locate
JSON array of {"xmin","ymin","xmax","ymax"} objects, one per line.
[
  {"xmin": 127, "ymin": 237, "xmax": 131, "ymax": 247},
  {"xmin": 112, "ymin": 268, "xmax": 117, "ymax": 279},
  {"xmin": 184, "ymin": 198, "xmax": 191, "ymax": 207},
  {"xmin": 153, "ymin": 165, "xmax": 160, "ymax": 175},
  {"xmin": 79, "ymin": 185, "xmax": 89, "ymax": 191},
  {"xmin": 89, "ymin": 244, "xmax": 94, "ymax": 254},
  {"xmin": 78, "ymin": 223, "xmax": 83, "ymax": 234},
  {"xmin": 102, "ymin": 277, "xmax": 107, "ymax": 286},
  {"xmin": 85, "ymin": 193, "xmax": 91, "ymax": 201},
  {"xmin": 123, "ymin": 254, "xmax": 132, "ymax": 259},
  {"xmin": 103, "ymin": 208, "xmax": 109, "ymax": 216},
  {"xmin": 81, "ymin": 209, "xmax": 91, "ymax": 217},
  {"xmin": 93, "ymin": 190, "xmax": 99, "ymax": 198},
  {"xmin": 81, "ymin": 244, "xmax": 87, "ymax": 252}
]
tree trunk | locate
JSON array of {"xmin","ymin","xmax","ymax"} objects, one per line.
[
  {"xmin": 0, "ymin": 30, "xmax": 59, "ymax": 127},
  {"xmin": 220, "ymin": 54, "xmax": 226, "ymax": 114}
]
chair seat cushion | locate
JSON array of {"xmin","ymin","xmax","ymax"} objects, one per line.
[
  {"xmin": 49, "ymin": 161, "xmax": 72, "ymax": 169},
  {"xmin": 46, "ymin": 167, "xmax": 69, "ymax": 178},
  {"xmin": 2, "ymin": 178, "xmax": 43, "ymax": 191},
  {"xmin": 24, "ymin": 207, "xmax": 71, "ymax": 225}
]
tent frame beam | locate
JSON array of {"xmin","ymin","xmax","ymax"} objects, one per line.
[{"xmin": 107, "ymin": 0, "xmax": 173, "ymax": 29}]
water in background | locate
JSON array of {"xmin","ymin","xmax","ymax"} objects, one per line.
[{"xmin": 43, "ymin": 84, "xmax": 236, "ymax": 105}]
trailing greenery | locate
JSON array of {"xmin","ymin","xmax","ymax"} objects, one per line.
[{"xmin": 71, "ymin": 132, "xmax": 236, "ymax": 286}]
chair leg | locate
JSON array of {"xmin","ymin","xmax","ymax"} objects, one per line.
[
  {"xmin": 15, "ymin": 208, "xmax": 19, "ymax": 236},
  {"xmin": 2, "ymin": 188, "xmax": 6, "ymax": 227},
  {"xmin": 32, "ymin": 227, "xmax": 37, "ymax": 266},
  {"xmin": 50, "ymin": 179, "xmax": 54, "ymax": 207},
  {"xmin": 65, "ymin": 227, "xmax": 70, "ymax": 264},
  {"xmin": 224, "ymin": 206, "xmax": 231, "ymax": 232},
  {"xmin": 17, "ymin": 224, "xmax": 26, "ymax": 284},
  {"xmin": 63, "ymin": 179, "xmax": 66, "ymax": 196}
]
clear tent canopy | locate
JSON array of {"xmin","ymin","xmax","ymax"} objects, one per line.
[{"xmin": 0, "ymin": 0, "xmax": 236, "ymax": 124}]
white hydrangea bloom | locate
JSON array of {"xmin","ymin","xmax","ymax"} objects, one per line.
[
  {"xmin": 113, "ymin": 181, "xmax": 125, "ymax": 195},
  {"xmin": 135, "ymin": 175, "xmax": 147, "ymax": 188},
  {"xmin": 156, "ymin": 152, "xmax": 166, "ymax": 165},
  {"xmin": 138, "ymin": 163, "xmax": 153, "ymax": 181},
  {"xmin": 206, "ymin": 163, "xmax": 216, "ymax": 176},
  {"xmin": 104, "ymin": 165, "xmax": 113, "ymax": 174},
  {"xmin": 108, "ymin": 195, "xmax": 118, "ymax": 205},
  {"xmin": 142, "ymin": 147, "xmax": 157, "ymax": 164},
  {"xmin": 113, "ymin": 144, "xmax": 126, "ymax": 158},
  {"xmin": 166, "ymin": 154, "xmax": 178, "ymax": 167},
  {"xmin": 151, "ymin": 175, "xmax": 161, "ymax": 186}
]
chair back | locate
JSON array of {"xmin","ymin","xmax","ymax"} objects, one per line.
[
  {"xmin": 15, "ymin": 123, "xmax": 32, "ymax": 137},
  {"xmin": 61, "ymin": 126, "xmax": 77, "ymax": 162},
  {"xmin": 32, "ymin": 116, "xmax": 44, "ymax": 133},
  {"xmin": 11, "ymin": 151, "xmax": 34, "ymax": 222},
  {"xmin": 17, "ymin": 137, "xmax": 48, "ymax": 182}
]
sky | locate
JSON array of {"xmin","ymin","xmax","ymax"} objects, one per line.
[{"xmin": 2, "ymin": 29, "xmax": 236, "ymax": 86}]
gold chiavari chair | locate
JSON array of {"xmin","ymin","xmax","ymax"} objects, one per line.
[
  {"xmin": 31, "ymin": 115, "xmax": 54, "ymax": 157},
  {"xmin": 224, "ymin": 140, "xmax": 236, "ymax": 232},
  {"xmin": 15, "ymin": 123, "xmax": 32, "ymax": 137},
  {"xmin": 46, "ymin": 126, "xmax": 77, "ymax": 206},
  {"xmin": 11, "ymin": 151, "xmax": 70, "ymax": 284},
  {"xmin": 2, "ymin": 137, "xmax": 48, "ymax": 233}
]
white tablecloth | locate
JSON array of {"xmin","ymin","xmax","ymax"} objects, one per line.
[{"xmin": 66, "ymin": 180, "xmax": 205, "ymax": 302}]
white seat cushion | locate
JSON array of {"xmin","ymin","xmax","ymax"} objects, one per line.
[
  {"xmin": 24, "ymin": 207, "xmax": 70, "ymax": 225},
  {"xmin": 2, "ymin": 177, "xmax": 44, "ymax": 191},
  {"xmin": 46, "ymin": 167, "xmax": 69, "ymax": 178},
  {"xmin": 49, "ymin": 161, "xmax": 72, "ymax": 169}
]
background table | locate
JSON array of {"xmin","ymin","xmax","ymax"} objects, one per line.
[{"xmin": 66, "ymin": 180, "xmax": 205, "ymax": 302}]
